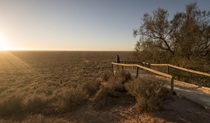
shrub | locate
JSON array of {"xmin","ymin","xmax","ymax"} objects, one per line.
[
  {"xmin": 100, "ymin": 70, "xmax": 112, "ymax": 81},
  {"xmin": 81, "ymin": 79, "xmax": 101, "ymax": 97},
  {"xmin": 114, "ymin": 70, "xmax": 132, "ymax": 84},
  {"xmin": 125, "ymin": 78, "xmax": 167, "ymax": 112},
  {"xmin": 108, "ymin": 77, "xmax": 125, "ymax": 92},
  {"xmin": 107, "ymin": 70, "xmax": 132, "ymax": 92},
  {"xmin": 22, "ymin": 94, "xmax": 49, "ymax": 114},
  {"xmin": 50, "ymin": 87, "xmax": 87, "ymax": 113},
  {"xmin": 0, "ymin": 95, "xmax": 23, "ymax": 116},
  {"xmin": 92, "ymin": 86, "xmax": 113, "ymax": 109}
]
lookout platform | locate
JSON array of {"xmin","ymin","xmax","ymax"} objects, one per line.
[{"xmin": 113, "ymin": 64, "xmax": 210, "ymax": 111}]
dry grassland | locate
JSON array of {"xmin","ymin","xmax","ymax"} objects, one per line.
[{"xmin": 0, "ymin": 51, "xmax": 210, "ymax": 123}]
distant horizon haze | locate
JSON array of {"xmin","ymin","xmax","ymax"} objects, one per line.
[{"xmin": 0, "ymin": 49, "xmax": 134, "ymax": 52}]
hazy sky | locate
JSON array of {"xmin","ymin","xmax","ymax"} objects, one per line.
[{"xmin": 0, "ymin": 0, "xmax": 210, "ymax": 51}]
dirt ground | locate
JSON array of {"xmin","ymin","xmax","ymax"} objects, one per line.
[
  {"xmin": 56, "ymin": 92, "xmax": 210, "ymax": 123},
  {"xmin": 2, "ymin": 86, "xmax": 209, "ymax": 123}
]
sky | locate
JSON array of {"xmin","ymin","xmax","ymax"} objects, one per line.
[{"xmin": 0, "ymin": 0, "xmax": 210, "ymax": 51}]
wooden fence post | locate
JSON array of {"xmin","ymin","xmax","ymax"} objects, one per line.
[
  {"xmin": 171, "ymin": 76, "xmax": 174, "ymax": 94},
  {"xmin": 167, "ymin": 65, "xmax": 170, "ymax": 74},
  {"xmin": 112, "ymin": 64, "xmax": 114, "ymax": 73},
  {"xmin": 122, "ymin": 66, "xmax": 124, "ymax": 71},
  {"xmin": 148, "ymin": 63, "xmax": 150, "ymax": 68},
  {"xmin": 132, "ymin": 62, "xmax": 134, "ymax": 69},
  {"xmin": 136, "ymin": 67, "xmax": 139, "ymax": 78}
]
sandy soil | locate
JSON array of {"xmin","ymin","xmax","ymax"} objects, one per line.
[
  {"xmin": 56, "ymin": 92, "xmax": 210, "ymax": 123},
  {"xmin": 56, "ymin": 69, "xmax": 210, "ymax": 123}
]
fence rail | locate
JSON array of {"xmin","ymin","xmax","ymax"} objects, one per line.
[
  {"xmin": 111, "ymin": 62, "xmax": 174, "ymax": 94},
  {"xmin": 150, "ymin": 64, "xmax": 210, "ymax": 77},
  {"xmin": 112, "ymin": 61, "xmax": 210, "ymax": 94}
]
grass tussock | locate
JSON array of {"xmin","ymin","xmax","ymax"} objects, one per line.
[{"xmin": 125, "ymin": 78, "xmax": 168, "ymax": 112}]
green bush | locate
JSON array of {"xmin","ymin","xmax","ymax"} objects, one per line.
[{"xmin": 125, "ymin": 78, "xmax": 167, "ymax": 112}]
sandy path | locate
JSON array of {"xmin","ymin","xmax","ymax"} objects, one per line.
[
  {"xmin": 56, "ymin": 91, "xmax": 210, "ymax": 123},
  {"xmin": 124, "ymin": 68, "xmax": 210, "ymax": 110}
]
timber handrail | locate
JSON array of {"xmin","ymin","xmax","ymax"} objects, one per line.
[
  {"xmin": 112, "ymin": 62, "xmax": 173, "ymax": 79},
  {"xmin": 111, "ymin": 62, "xmax": 174, "ymax": 93},
  {"xmin": 150, "ymin": 64, "xmax": 210, "ymax": 77},
  {"xmin": 168, "ymin": 64, "xmax": 210, "ymax": 77},
  {"xmin": 150, "ymin": 64, "xmax": 168, "ymax": 67}
]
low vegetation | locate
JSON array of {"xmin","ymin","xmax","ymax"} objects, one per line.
[
  {"xmin": 0, "ymin": 114, "xmax": 70, "ymax": 123},
  {"xmin": 0, "ymin": 51, "xmax": 209, "ymax": 122},
  {"xmin": 125, "ymin": 78, "xmax": 168, "ymax": 112},
  {"xmin": 0, "ymin": 51, "xmax": 134, "ymax": 121},
  {"xmin": 93, "ymin": 69, "xmax": 168, "ymax": 112}
]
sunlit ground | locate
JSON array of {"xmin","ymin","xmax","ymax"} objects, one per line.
[
  {"xmin": 0, "ymin": 34, "xmax": 30, "ymax": 69},
  {"xmin": 0, "ymin": 50, "xmax": 32, "ymax": 78}
]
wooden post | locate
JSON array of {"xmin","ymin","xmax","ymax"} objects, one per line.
[
  {"xmin": 122, "ymin": 66, "xmax": 124, "ymax": 71},
  {"xmin": 167, "ymin": 65, "xmax": 170, "ymax": 74},
  {"xmin": 171, "ymin": 76, "xmax": 174, "ymax": 94},
  {"xmin": 112, "ymin": 64, "xmax": 114, "ymax": 73},
  {"xmin": 148, "ymin": 63, "xmax": 150, "ymax": 68},
  {"xmin": 132, "ymin": 62, "xmax": 134, "ymax": 69},
  {"xmin": 136, "ymin": 67, "xmax": 139, "ymax": 78}
]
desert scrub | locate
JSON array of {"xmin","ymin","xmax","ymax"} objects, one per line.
[
  {"xmin": 0, "ymin": 95, "xmax": 23, "ymax": 116},
  {"xmin": 92, "ymin": 86, "xmax": 113, "ymax": 109},
  {"xmin": 108, "ymin": 77, "xmax": 125, "ymax": 92},
  {"xmin": 50, "ymin": 87, "xmax": 87, "ymax": 113},
  {"xmin": 22, "ymin": 94, "xmax": 50, "ymax": 114},
  {"xmin": 100, "ymin": 70, "xmax": 112, "ymax": 81},
  {"xmin": 125, "ymin": 78, "xmax": 167, "ymax": 112},
  {"xmin": 114, "ymin": 70, "xmax": 132, "ymax": 83},
  {"xmin": 92, "ymin": 70, "xmax": 132, "ymax": 109},
  {"xmin": 108, "ymin": 70, "xmax": 132, "ymax": 92},
  {"xmin": 81, "ymin": 79, "xmax": 101, "ymax": 97}
]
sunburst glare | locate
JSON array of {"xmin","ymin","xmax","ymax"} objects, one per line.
[{"xmin": 0, "ymin": 34, "xmax": 10, "ymax": 51}]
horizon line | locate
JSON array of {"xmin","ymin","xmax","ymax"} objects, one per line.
[{"xmin": 0, "ymin": 49, "xmax": 135, "ymax": 52}]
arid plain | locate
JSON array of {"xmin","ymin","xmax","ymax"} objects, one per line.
[{"xmin": 0, "ymin": 51, "xmax": 210, "ymax": 123}]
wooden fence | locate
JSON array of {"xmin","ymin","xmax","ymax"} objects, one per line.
[
  {"xmin": 150, "ymin": 64, "xmax": 210, "ymax": 77},
  {"xmin": 112, "ymin": 61, "xmax": 210, "ymax": 94},
  {"xmin": 111, "ymin": 62, "xmax": 175, "ymax": 94}
]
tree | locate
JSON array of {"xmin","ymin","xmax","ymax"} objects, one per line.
[{"xmin": 134, "ymin": 3, "xmax": 210, "ymax": 66}]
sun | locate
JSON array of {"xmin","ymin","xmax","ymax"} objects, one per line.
[{"xmin": 0, "ymin": 35, "xmax": 10, "ymax": 51}]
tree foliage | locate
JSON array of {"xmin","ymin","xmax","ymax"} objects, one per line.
[{"xmin": 134, "ymin": 3, "xmax": 210, "ymax": 67}]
